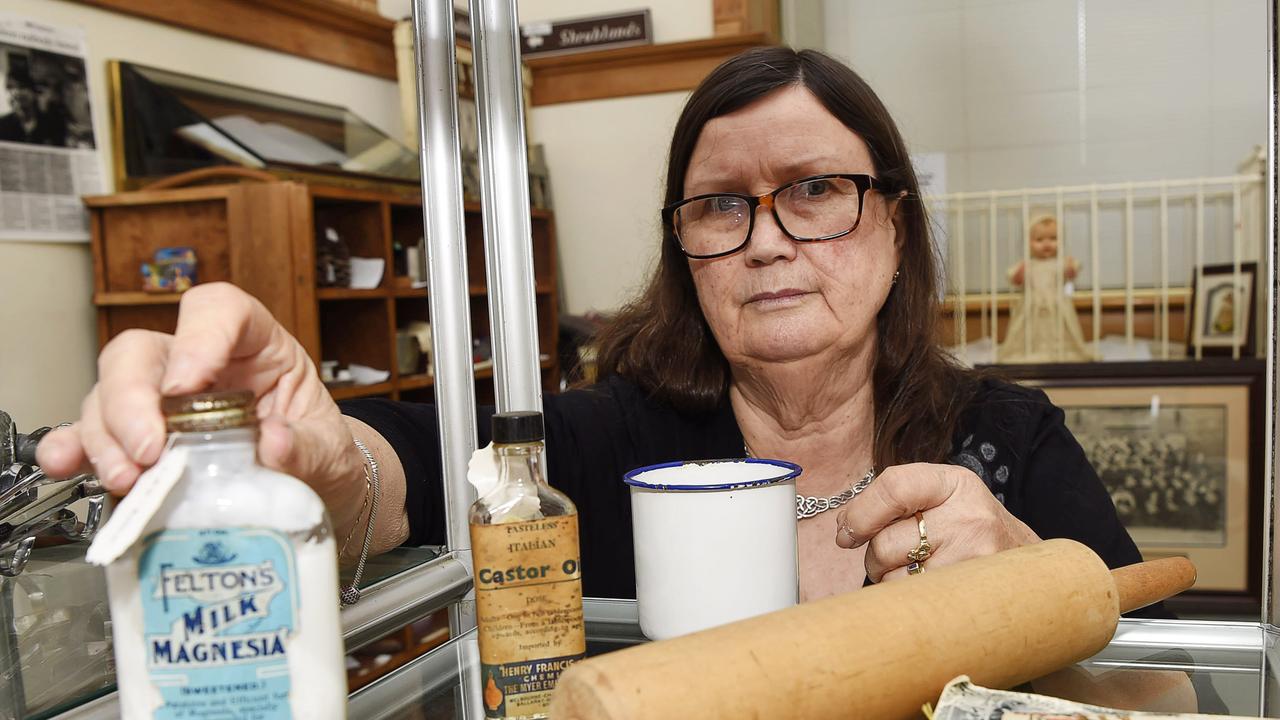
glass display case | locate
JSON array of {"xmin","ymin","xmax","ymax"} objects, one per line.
[
  {"xmin": 8, "ymin": 1, "xmax": 1280, "ymax": 718},
  {"xmin": 15, "ymin": 586, "xmax": 1279, "ymax": 718},
  {"xmin": 5, "ymin": 545, "xmax": 465, "ymax": 720},
  {"xmin": 108, "ymin": 60, "xmax": 421, "ymax": 190}
]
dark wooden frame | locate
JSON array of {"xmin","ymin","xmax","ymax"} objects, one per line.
[
  {"xmin": 70, "ymin": 0, "xmax": 397, "ymax": 78},
  {"xmin": 1187, "ymin": 262, "xmax": 1259, "ymax": 358},
  {"xmin": 991, "ymin": 359, "xmax": 1266, "ymax": 617}
]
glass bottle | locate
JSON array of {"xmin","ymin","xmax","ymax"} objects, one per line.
[
  {"xmin": 469, "ymin": 411, "xmax": 586, "ymax": 720},
  {"xmin": 105, "ymin": 390, "xmax": 346, "ymax": 719}
]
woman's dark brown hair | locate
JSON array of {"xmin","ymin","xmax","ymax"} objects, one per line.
[{"xmin": 593, "ymin": 46, "xmax": 979, "ymax": 466}]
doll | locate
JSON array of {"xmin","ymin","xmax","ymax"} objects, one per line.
[{"xmin": 999, "ymin": 215, "xmax": 1095, "ymax": 362}]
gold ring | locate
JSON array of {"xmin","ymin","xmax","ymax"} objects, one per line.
[
  {"xmin": 838, "ymin": 523, "xmax": 858, "ymax": 545},
  {"xmin": 906, "ymin": 511, "xmax": 932, "ymax": 563}
]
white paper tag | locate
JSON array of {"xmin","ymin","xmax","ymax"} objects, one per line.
[
  {"xmin": 85, "ymin": 444, "xmax": 189, "ymax": 566},
  {"xmin": 467, "ymin": 442, "xmax": 499, "ymax": 498},
  {"xmin": 467, "ymin": 442, "xmax": 542, "ymax": 521}
]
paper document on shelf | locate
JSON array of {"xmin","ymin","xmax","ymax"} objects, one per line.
[
  {"xmin": 348, "ymin": 257, "xmax": 384, "ymax": 289},
  {"xmin": 343, "ymin": 139, "xmax": 403, "ymax": 173},
  {"xmin": 175, "ymin": 123, "xmax": 266, "ymax": 168},
  {"xmin": 212, "ymin": 115, "xmax": 349, "ymax": 166},
  {"xmin": 348, "ymin": 364, "xmax": 389, "ymax": 385},
  {"xmin": 933, "ymin": 677, "xmax": 1248, "ymax": 720}
]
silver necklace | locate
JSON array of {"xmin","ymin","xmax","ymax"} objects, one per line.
[
  {"xmin": 744, "ymin": 443, "xmax": 877, "ymax": 520},
  {"xmin": 795, "ymin": 468, "xmax": 877, "ymax": 520}
]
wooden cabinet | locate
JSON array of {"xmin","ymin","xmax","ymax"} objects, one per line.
[{"xmin": 86, "ymin": 170, "xmax": 560, "ymax": 403}]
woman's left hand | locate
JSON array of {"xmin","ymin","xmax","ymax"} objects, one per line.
[{"xmin": 833, "ymin": 462, "xmax": 1041, "ymax": 582}]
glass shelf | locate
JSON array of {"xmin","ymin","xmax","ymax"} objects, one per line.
[
  {"xmin": 349, "ymin": 603, "xmax": 1280, "ymax": 719},
  {"xmin": 5, "ymin": 542, "xmax": 454, "ymax": 720}
]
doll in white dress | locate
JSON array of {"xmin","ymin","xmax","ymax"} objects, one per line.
[{"xmin": 999, "ymin": 215, "xmax": 1095, "ymax": 363}]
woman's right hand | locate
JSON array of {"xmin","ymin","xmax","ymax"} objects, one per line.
[{"xmin": 36, "ymin": 282, "xmax": 367, "ymax": 529}]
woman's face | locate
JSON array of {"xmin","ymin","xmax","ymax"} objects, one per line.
[{"xmin": 683, "ymin": 86, "xmax": 901, "ymax": 369}]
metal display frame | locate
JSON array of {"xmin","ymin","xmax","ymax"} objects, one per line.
[{"xmin": 43, "ymin": 0, "xmax": 1280, "ymax": 717}]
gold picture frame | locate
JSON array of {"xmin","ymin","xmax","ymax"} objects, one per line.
[
  {"xmin": 1041, "ymin": 380, "xmax": 1257, "ymax": 605},
  {"xmin": 1188, "ymin": 262, "xmax": 1258, "ymax": 357}
]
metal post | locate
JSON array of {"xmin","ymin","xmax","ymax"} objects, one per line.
[
  {"xmin": 411, "ymin": 0, "xmax": 479, "ymax": 631},
  {"xmin": 1055, "ymin": 190, "xmax": 1064, "ymax": 361},
  {"xmin": 989, "ymin": 197, "xmax": 999, "ymax": 363},
  {"xmin": 1261, "ymin": 2, "xmax": 1277, "ymax": 709},
  {"xmin": 1090, "ymin": 187, "xmax": 1101, "ymax": 349},
  {"xmin": 1233, "ymin": 181, "xmax": 1244, "ymax": 360},
  {"xmin": 1021, "ymin": 195, "xmax": 1031, "ymax": 357},
  {"xmin": 955, "ymin": 203, "xmax": 966, "ymax": 350},
  {"xmin": 978, "ymin": 206, "xmax": 989, "ymax": 343},
  {"xmin": 470, "ymin": 0, "xmax": 543, "ymax": 413},
  {"xmin": 1160, "ymin": 183, "xmax": 1170, "ymax": 360},
  {"xmin": 1196, "ymin": 183, "xmax": 1206, "ymax": 361},
  {"xmin": 1124, "ymin": 185, "xmax": 1135, "ymax": 348}
]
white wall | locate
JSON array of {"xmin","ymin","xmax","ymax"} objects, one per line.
[
  {"xmin": 822, "ymin": 0, "xmax": 1270, "ymax": 294},
  {"xmin": 530, "ymin": 92, "xmax": 689, "ymax": 312},
  {"xmin": 823, "ymin": 0, "xmax": 1268, "ymax": 192},
  {"xmin": 519, "ymin": 1, "xmax": 712, "ymax": 313},
  {"xmin": 1, "ymin": 0, "xmax": 402, "ymax": 427},
  {"xmin": 390, "ymin": 0, "xmax": 710, "ymax": 313}
]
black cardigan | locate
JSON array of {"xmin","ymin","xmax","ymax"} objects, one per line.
[{"xmin": 341, "ymin": 375, "xmax": 1152, "ymax": 608}]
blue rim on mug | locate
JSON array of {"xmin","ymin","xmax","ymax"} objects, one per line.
[{"xmin": 623, "ymin": 458, "xmax": 802, "ymax": 491}]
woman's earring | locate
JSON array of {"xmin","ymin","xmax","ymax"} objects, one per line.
[{"xmin": 891, "ymin": 270, "xmax": 900, "ymax": 286}]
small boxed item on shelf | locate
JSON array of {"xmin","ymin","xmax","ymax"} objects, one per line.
[{"xmin": 140, "ymin": 247, "xmax": 196, "ymax": 293}]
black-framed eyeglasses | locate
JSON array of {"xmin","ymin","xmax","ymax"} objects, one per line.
[{"xmin": 661, "ymin": 173, "xmax": 897, "ymax": 260}]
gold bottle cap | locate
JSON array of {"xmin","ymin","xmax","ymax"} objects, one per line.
[{"xmin": 161, "ymin": 390, "xmax": 257, "ymax": 433}]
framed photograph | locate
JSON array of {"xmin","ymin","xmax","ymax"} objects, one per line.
[
  {"xmin": 1005, "ymin": 359, "xmax": 1265, "ymax": 615},
  {"xmin": 1188, "ymin": 262, "xmax": 1257, "ymax": 357}
]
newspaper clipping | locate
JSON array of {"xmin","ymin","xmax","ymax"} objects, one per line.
[{"xmin": 0, "ymin": 12, "xmax": 104, "ymax": 242}]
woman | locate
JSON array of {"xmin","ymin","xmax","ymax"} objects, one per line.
[{"xmin": 36, "ymin": 47, "xmax": 1143, "ymax": 604}]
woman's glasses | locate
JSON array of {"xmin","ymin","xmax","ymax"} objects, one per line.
[{"xmin": 661, "ymin": 173, "xmax": 896, "ymax": 260}]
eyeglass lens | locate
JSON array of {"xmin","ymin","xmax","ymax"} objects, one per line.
[{"xmin": 674, "ymin": 176, "xmax": 866, "ymax": 257}]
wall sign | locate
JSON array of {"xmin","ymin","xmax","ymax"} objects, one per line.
[{"xmin": 520, "ymin": 9, "xmax": 652, "ymax": 58}]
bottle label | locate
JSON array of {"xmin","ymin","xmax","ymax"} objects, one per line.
[
  {"xmin": 471, "ymin": 515, "xmax": 586, "ymax": 719},
  {"xmin": 137, "ymin": 527, "xmax": 299, "ymax": 719}
]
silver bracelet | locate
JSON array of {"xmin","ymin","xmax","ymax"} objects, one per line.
[{"xmin": 340, "ymin": 438, "xmax": 380, "ymax": 606}]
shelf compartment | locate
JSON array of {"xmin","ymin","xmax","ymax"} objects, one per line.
[
  {"xmin": 319, "ymin": 299, "xmax": 392, "ymax": 381},
  {"xmin": 312, "ymin": 196, "xmax": 388, "ymax": 286},
  {"xmin": 99, "ymin": 199, "xmax": 232, "ymax": 293},
  {"xmin": 101, "ymin": 304, "xmax": 180, "ymax": 338}
]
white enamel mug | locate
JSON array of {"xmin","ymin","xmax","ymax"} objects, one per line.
[{"xmin": 623, "ymin": 458, "xmax": 801, "ymax": 640}]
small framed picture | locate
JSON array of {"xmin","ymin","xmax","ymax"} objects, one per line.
[
  {"xmin": 1188, "ymin": 262, "xmax": 1257, "ymax": 357},
  {"xmin": 1013, "ymin": 360, "xmax": 1265, "ymax": 615}
]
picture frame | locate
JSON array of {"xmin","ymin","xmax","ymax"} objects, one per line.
[
  {"xmin": 1000, "ymin": 359, "xmax": 1265, "ymax": 616},
  {"xmin": 1188, "ymin": 262, "xmax": 1257, "ymax": 358}
]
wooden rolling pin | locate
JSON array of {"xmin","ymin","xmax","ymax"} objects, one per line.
[{"xmin": 550, "ymin": 539, "xmax": 1195, "ymax": 720}]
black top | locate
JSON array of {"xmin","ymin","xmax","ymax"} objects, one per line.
[{"xmin": 341, "ymin": 375, "xmax": 1160, "ymax": 614}]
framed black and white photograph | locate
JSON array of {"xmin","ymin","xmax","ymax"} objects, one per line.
[
  {"xmin": 1188, "ymin": 262, "xmax": 1257, "ymax": 357},
  {"xmin": 1061, "ymin": 393, "xmax": 1238, "ymax": 551},
  {"xmin": 1002, "ymin": 359, "xmax": 1265, "ymax": 615},
  {"xmin": 0, "ymin": 40, "xmax": 95, "ymax": 149}
]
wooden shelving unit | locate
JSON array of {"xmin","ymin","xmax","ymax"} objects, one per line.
[{"xmin": 86, "ymin": 169, "xmax": 561, "ymax": 404}]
